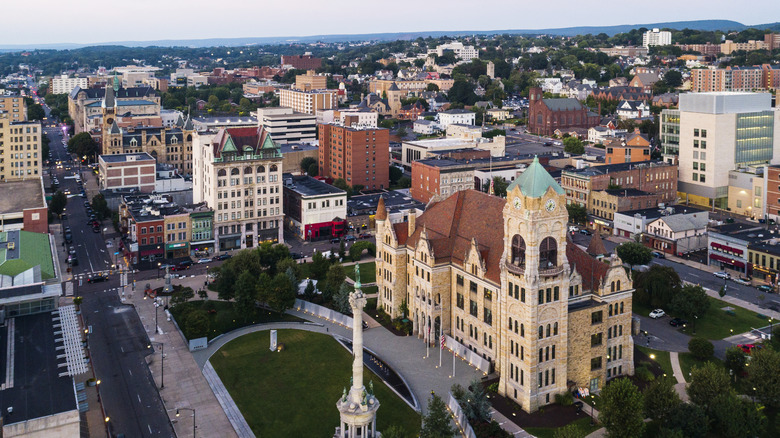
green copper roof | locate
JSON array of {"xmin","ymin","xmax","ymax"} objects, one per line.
[
  {"xmin": 261, "ymin": 134, "xmax": 276, "ymax": 150},
  {"xmin": 113, "ymin": 73, "xmax": 120, "ymax": 92},
  {"xmin": 507, "ymin": 156, "xmax": 564, "ymax": 198},
  {"xmin": 222, "ymin": 135, "xmax": 238, "ymax": 153}
]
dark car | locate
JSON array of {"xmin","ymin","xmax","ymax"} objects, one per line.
[
  {"xmin": 215, "ymin": 253, "xmax": 232, "ymax": 261},
  {"xmin": 64, "ymin": 232, "xmax": 73, "ymax": 243},
  {"xmin": 67, "ymin": 255, "xmax": 78, "ymax": 266},
  {"xmin": 92, "ymin": 225, "xmax": 100, "ymax": 233},
  {"xmin": 757, "ymin": 284, "xmax": 774, "ymax": 293},
  {"xmin": 87, "ymin": 274, "xmax": 108, "ymax": 283},
  {"xmin": 344, "ymin": 235, "xmax": 357, "ymax": 242},
  {"xmin": 290, "ymin": 252, "xmax": 304, "ymax": 260},
  {"xmin": 174, "ymin": 260, "xmax": 193, "ymax": 271},
  {"xmin": 579, "ymin": 229, "xmax": 591, "ymax": 235},
  {"xmin": 543, "ymin": 141, "xmax": 553, "ymax": 146},
  {"xmin": 651, "ymin": 251, "xmax": 665, "ymax": 259},
  {"xmin": 359, "ymin": 233, "xmax": 372, "ymax": 239},
  {"xmin": 669, "ymin": 318, "xmax": 688, "ymax": 327},
  {"xmin": 330, "ymin": 237, "xmax": 341, "ymax": 244}
]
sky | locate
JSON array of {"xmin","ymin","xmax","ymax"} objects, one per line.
[{"xmin": 4, "ymin": 1, "xmax": 779, "ymax": 46}]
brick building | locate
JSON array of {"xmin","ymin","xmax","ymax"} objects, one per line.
[
  {"xmin": 605, "ymin": 131, "xmax": 651, "ymax": 164},
  {"xmin": 98, "ymin": 153, "xmax": 156, "ymax": 192},
  {"xmin": 410, "ymin": 159, "xmax": 476, "ymax": 203},
  {"xmin": 588, "ymin": 189, "xmax": 668, "ymax": 234},
  {"xmin": 0, "ymin": 179, "xmax": 48, "ymax": 233},
  {"xmin": 527, "ymin": 87, "xmax": 600, "ymax": 136},
  {"xmin": 561, "ymin": 161, "xmax": 678, "ymax": 208},
  {"xmin": 318, "ymin": 123, "xmax": 390, "ymax": 190},
  {"xmin": 281, "ymin": 54, "xmax": 323, "ymax": 70}
]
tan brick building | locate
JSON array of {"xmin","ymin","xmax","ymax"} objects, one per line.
[
  {"xmin": 375, "ymin": 158, "xmax": 634, "ymax": 413},
  {"xmin": 279, "ymin": 88, "xmax": 337, "ymax": 115},
  {"xmin": 0, "ymin": 114, "xmax": 42, "ymax": 181},
  {"xmin": 318, "ymin": 123, "xmax": 390, "ymax": 190},
  {"xmin": 410, "ymin": 158, "xmax": 475, "ymax": 203},
  {"xmin": 561, "ymin": 161, "xmax": 677, "ymax": 208},
  {"xmin": 0, "ymin": 95, "xmax": 27, "ymax": 122}
]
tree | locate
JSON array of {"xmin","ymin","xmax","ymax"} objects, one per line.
[
  {"xmin": 724, "ymin": 346, "xmax": 747, "ymax": 379},
  {"xmin": 398, "ymin": 176, "xmax": 412, "ymax": 188},
  {"xmin": 303, "ymin": 280, "xmax": 316, "ymax": 300},
  {"xmin": 349, "ymin": 241, "xmax": 376, "ymax": 262},
  {"xmin": 462, "ymin": 378, "xmax": 491, "ymax": 424},
  {"xmin": 334, "ymin": 283, "xmax": 353, "ymax": 314},
  {"xmin": 553, "ymin": 424, "xmax": 585, "ymax": 438},
  {"xmin": 91, "ymin": 193, "xmax": 111, "ymax": 220},
  {"xmin": 396, "ymin": 126, "xmax": 407, "ymax": 139},
  {"xmin": 67, "ymin": 132, "xmax": 99, "ymax": 161},
  {"xmin": 233, "ymin": 271, "xmax": 258, "ymax": 322},
  {"xmin": 664, "ymin": 70, "xmax": 683, "ymax": 88},
  {"xmin": 563, "ymin": 137, "xmax": 585, "ymax": 154},
  {"xmin": 263, "ymin": 272, "xmax": 296, "ymax": 314},
  {"xmin": 671, "ymin": 284, "xmax": 710, "ymax": 324},
  {"xmin": 709, "ymin": 392, "xmax": 766, "ymax": 438},
  {"xmin": 323, "ymin": 263, "xmax": 347, "ymax": 302},
  {"xmin": 491, "ymin": 176, "xmax": 509, "ymax": 198},
  {"xmin": 447, "ymin": 80, "xmax": 478, "ymax": 106},
  {"xmin": 664, "ymin": 403, "xmax": 709, "ymax": 438},
  {"xmin": 27, "ymin": 103, "xmax": 45, "ymax": 121},
  {"xmin": 300, "ymin": 157, "xmax": 317, "ymax": 175},
  {"xmin": 332, "ymin": 178, "xmax": 352, "ymax": 196},
  {"xmin": 307, "ymin": 163, "xmax": 319, "ymax": 176},
  {"xmin": 688, "ymin": 337, "xmax": 714, "ymax": 360},
  {"xmin": 687, "ymin": 362, "xmax": 731, "ymax": 413},
  {"xmin": 566, "ymin": 204, "xmax": 587, "ymax": 225},
  {"xmin": 309, "ymin": 252, "xmax": 331, "ymax": 281},
  {"xmin": 49, "ymin": 191, "xmax": 67, "ymax": 217},
  {"xmin": 381, "ymin": 425, "xmax": 408, "ymax": 438},
  {"xmin": 747, "ymin": 347, "xmax": 780, "ymax": 408},
  {"xmin": 643, "ymin": 378, "xmax": 681, "ymax": 421},
  {"xmin": 389, "ymin": 166, "xmax": 403, "ymax": 185},
  {"xmin": 419, "ymin": 394, "xmax": 453, "ymax": 438},
  {"xmin": 634, "ymin": 265, "xmax": 681, "ymax": 308},
  {"xmin": 615, "ymin": 242, "xmax": 652, "ymax": 268},
  {"xmin": 599, "ymin": 378, "xmax": 645, "ymax": 438},
  {"xmin": 426, "ymin": 83, "xmax": 439, "ymax": 92},
  {"xmin": 184, "ymin": 309, "xmax": 210, "ymax": 339}
]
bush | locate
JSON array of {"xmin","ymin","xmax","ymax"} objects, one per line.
[
  {"xmin": 635, "ymin": 365, "xmax": 655, "ymax": 382},
  {"xmin": 487, "ymin": 382, "xmax": 499, "ymax": 393},
  {"xmin": 688, "ymin": 337, "xmax": 714, "ymax": 360},
  {"xmin": 555, "ymin": 391, "xmax": 574, "ymax": 406}
]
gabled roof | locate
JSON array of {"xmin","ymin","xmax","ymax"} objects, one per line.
[
  {"xmin": 567, "ymin": 238, "xmax": 609, "ymax": 292},
  {"xmin": 506, "ymin": 156, "xmax": 564, "ymax": 198},
  {"xmin": 109, "ymin": 120, "xmax": 121, "ymax": 135},
  {"xmin": 183, "ymin": 115, "xmax": 193, "ymax": 131},
  {"xmin": 541, "ymin": 98, "xmax": 585, "ymax": 112},
  {"xmin": 586, "ymin": 233, "xmax": 608, "ymax": 256},
  {"xmin": 651, "ymin": 213, "xmax": 708, "ymax": 233}
]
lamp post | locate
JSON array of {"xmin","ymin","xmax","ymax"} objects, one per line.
[
  {"xmin": 176, "ymin": 408, "xmax": 196, "ymax": 438},
  {"xmin": 157, "ymin": 262, "xmax": 162, "ymax": 279},
  {"xmin": 770, "ymin": 317, "xmax": 774, "ymax": 340},
  {"xmin": 155, "ymin": 298, "xmax": 160, "ymax": 335},
  {"xmin": 590, "ymin": 395, "xmax": 595, "ymax": 426},
  {"xmin": 148, "ymin": 342, "xmax": 165, "ymax": 389}
]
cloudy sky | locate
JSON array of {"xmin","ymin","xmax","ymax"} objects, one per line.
[{"xmin": 4, "ymin": 1, "xmax": 778, "ymax": 45}]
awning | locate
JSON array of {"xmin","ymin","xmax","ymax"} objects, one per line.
[
  {"xmin": 709, "ymin": 253, "xmax": 746, "ymax": 268},
  {"xmin": 710, "ymin": 242, "xmax": 743, "ymax": 255}
]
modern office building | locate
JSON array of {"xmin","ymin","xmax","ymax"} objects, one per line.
[
  {"xmin": 318, "ymin": 123, "xmax": 390, "ymax": 190},
  {"xmin": 255, "ymin": 107, "xmax": 317, "ymax": 144}
]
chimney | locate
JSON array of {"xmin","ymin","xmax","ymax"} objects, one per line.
[{"xmin": 408, "ymin": 211, "xmax": 416, "ymax": 236}]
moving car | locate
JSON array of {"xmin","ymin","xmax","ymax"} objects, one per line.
[
  {"xmin": 649, "ymin": 309, "xmax": 666, "ymax": 319},
  {"xmin": 734, "ymin": 276, "xmax": 751, "ymax": 285},
  {"xmin": 579, "ymin": 229, "xmax": 591, "ymax": 235},
  {"xmin": 330, "ymin": 237, "xmax": 341, "ymax": 244},
  {"xmin": 359, "ymin": 233, "xmax": 372, "ymax": 239},
  {"xmin": 651, "ymin": 251, "xmax": 665, "ymax": 259},
  {"xmin": 713, "ymin": 272, "xmax": 731, "ymax": 280},
  {"xmin": 87, "ymin": 274, "xmax": 108, "ymax": 283},
  {"xmin": 173, "ymin": 260, "xmax": 193, "ymax": 271},
  {"xmin": 669, "ymin": 318, "xmax": 688, "ymax": 327}
]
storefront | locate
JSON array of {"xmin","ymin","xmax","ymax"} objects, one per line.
[
  {"xmin": 190, "ymin": 240, "xmax": 215, "ymax": 257},
  {"xmin": 165, "ymin": 242, "xmax": 190, "ymax": 259},
  {"xmin": 589, "ymin": 217, "xmax": 613, "ymax": 235},
  {"xmin": 303, "ymin": 220, "xmax": 347, "ymax": 241},
  {"xmin": 219, "ymin": 233, "xmax": 242, "ymax": 251}
]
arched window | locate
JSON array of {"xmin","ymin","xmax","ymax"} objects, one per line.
[
  {"xmin": 244, "ymin": 167, "xmax": 252, "ymax": 174},
  {"xmin": 617, "ymin": 280, "xmax": 621, "ymax": 290},
  {"xmin": 270, "ymin": 164, "xmax": 278, "ymax": 172},
  {"xmin": 553, "ymin": 322, "xmax": 558, "ymax": 336},
  {"xmin": 171, "ymin": 136, "xmax": 178, "ymax": 144},
  {"xmin": 217, "ymin": 169, "xmax": 227, "ymax": 177},
  {"xmin": 539, "ymin": 237, "xmax": 558, "ymax": 268},
  {"xmin": 609, "ymin": 304, "xmax": 613, "ymax": 316},
  {"xmin": 521, "ymin": 324, "xmax": 524, "ymax": 337},
  {"xmin": 230, "ymin": 168, "xmax": 239, "ymax": 176},
  {"xmin": 611, "ymin": 282, "xmax": 615, "ymax": 292},
  {"xmin": 539, "ymin": 348, "xmax": 543, "ymax": 362},
  {"xmin": 620, "ymin": 302, "xmax": 624, "ymax": 313},
  {"xmin": 186, "ymin": 134, "xmax": 192, "ymax": 142},
  {"xmin": 536, "ymin": 114, "xmax": 543, "ymax": 124},
  {"xmin": 538, "ymin": 326, "xmax": 543, "ymax": 339},
  {"xmin": 509, "ymin": 317, "xmax": 513, "ymax": 330},
  {"xmin": 546, "ymin": 324, "xmax": 551, "ymax": 338},
  {"xmin": 511, "ymin": 235, "xmax": 526, "ymax": 267},
  {"xmin": 257, "ymin": 165, "xmax": 266, "ymax": 173}
]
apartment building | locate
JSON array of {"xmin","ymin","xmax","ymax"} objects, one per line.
[
  {"xmin": 51, "ymin": 75, "xmax": 90, "ymax": 95},
  {"xmin": 192, "ymin": 126, "xmax": 284, "ymax": 250},
  {"xmin": 427, "ymin": 42, "xmax": 479, "ymax": 61},
  {"xmin": 281, "ymin": 54, "xmax": 323, "ymax": 70},
  {"xmin": 605, "ymin": 132, "xmax": 651, "ymax": 164},
  {"xmin": 410, "ymin": 158, "xmax": 476, "ymax": 203},
  {"xmin": 437, "ymin": 109, "xmax": 476, "ymax": 128},
  {"xmin": 98, "ymin": 153, "xmax": 156, "ymax": 192},
  {"xmin": 294, "ymin": 70, "xmax": 327, "ymax": 91},
  {"xmin": 279, "ymin": 88, "xmax": 337, "ymax": 115},
  {"xmin": 690, "ymin": 67, "xmax": 766, "ymax": 92},
  {"xmin": 642, "ymin": 29, "xmax": 672, "ymax": 48},
  {"xmin": 721, "ymin": 40, "xmax": 766, "ymax": 55},
  {"xmin": 560, "ymin": 161, "xmax": 678, "ymax": 208},
  {"xmin": 0, "ymin": 95, "xmax": 27, "ymax": 122},
  {"xmin": 318, "ymin": 123, "xmax": 390, "ymax": 190},
  {"xmin": 0, "ymin": 114, "xmax": 42, "ymax": 181},
  {"xmin": 673, "ymin": 92, "xmax": 780, "ymax": 209},
  {"xmin": 281, "ymin": 173, "xmax": 347, "ymax": 240},
  {"xmin": 255, "ymin": 107, "xmax": 317, "ymax": 144}
]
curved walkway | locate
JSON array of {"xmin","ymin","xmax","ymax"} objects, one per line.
[{"xmin": 669, "ymin": 352, "xmax": 690, "ymax": 402}]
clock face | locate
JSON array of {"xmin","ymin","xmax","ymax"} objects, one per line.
[
  {"xmin": 513, "ymin": 197, "xmax": 522, "ymax": 210},
  {"xmin": 545, "ymin": 199, "xmax": 557, "ymax": 212}
]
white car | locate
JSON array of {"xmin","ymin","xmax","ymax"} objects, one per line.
[
  {"xmin": 713, "ymin": 271, "xmax": 731, "ymax": 280},
  {"xmin": 649, "ymin": 309, "xmax": 665, "ymax": 319},
  {"xmin": 733, "ymin": 276, "xmax": 751, "ymax": 286},
  {"xmin": 197, "ymin": 258, "xmax": 212, "ymax": 264}
]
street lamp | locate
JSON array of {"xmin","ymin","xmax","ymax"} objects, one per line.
[
  {"xmin": 590, "ymin": 395, "xmax": 595, "ymax": 426},
  {"xmin": 157, "ymin": 262, "xmax": 162, "ymax": 279},
  {"xmin": 155, "ymin": 298, "xmax": 161, "ymax": 335},
  {"xmin": 148, "ymin": 342, "xmax": 165, "ymax": 389},
  {"xmin": 176, "ymin": 407, "xmax": 196, "ymax": 438}
]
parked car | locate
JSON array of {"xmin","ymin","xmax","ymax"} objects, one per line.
[
  {"xmin": 289, "ymin": 252, "xmax": 304, "ymax": 260},
  {"xmin": 92, "ymin": 225, "xmax": 100, "ymax": 233},
  {"xmin": 713, "ymin": 271, "xmax": 731, "ymax": 280},
  {"xmin": 64, "ymin": 232, "xmax": 73, "ymax": 243},
  {"xmin": 197, "ymin": 258, "xmax": 212, "ymax": 264},
  {"xmin": 734, "ymin": 276, "xmax": 751, "ymax": 285},
  {"xmin": 651, "ymin": 251, "xmax": 665, "ymax": 259},
  {"xmin": 757, "ymin": 284, "xmax": 774, "ymax": 293},
  {"xmin": 344, "ymin": 235, "xmax": 357, "ymax": 242},
  {"xmin": 669, "ymin": 318, "xmax": 688, "ymax": 327},
  {"xmin": 330, "ymin": 237, "xmax": 341, "ymax": 244},
  {"xmin": 174, "ymin": 260, "xmax": 193, "ymax": 271},
  {"xmin": 579, "ymin": 229, "xmax": 592, "ymax": 235},
  {"xmin": 738, "ymin": 344, "xmax": 764, "ymax": 355},
  {"xmin": 68, "ymin": 246, "xmax": 77, "ymax": 256},
  {"xmin": 87, "ymin": 274, "xmax": 108, "ymax": 283},
  {"xmin": 215, "ymin": 254, "xmax": 232, "ymax": 261},
  {"xmin": 649, "ymin": 309, "xmax": 666, "ymax": 319},
  {"xmin": 67, "ymin": 255, "xmax": 78, "ymax": 266},
  {"xmin": 359, "ymin": 233, "xmax": 372, "ymax": 239}
]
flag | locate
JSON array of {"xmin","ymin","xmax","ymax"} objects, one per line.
[
  {"xmin": 440, "ymin": 334, "xmax": 446, "ymax": 350},
  {"xmin": 489, "ymin": 178, "xmax": 495, "ymax": 196}
]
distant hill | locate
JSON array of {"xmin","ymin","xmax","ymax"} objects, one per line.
[{"xmin": 0, "ymin": 19, "xmax": 777, "ymax": 51}]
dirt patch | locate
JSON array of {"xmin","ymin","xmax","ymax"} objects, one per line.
[{"xmin": 484, "ymin": 379, "xmax": 587, "ymax": 428}]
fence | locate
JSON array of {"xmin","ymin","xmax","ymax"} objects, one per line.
[
  {"xmin": 447, "ymin": 392, "xmax": 477, "ymax": 438},
  {"xmin": 294, "ymin": 299, "xmax": 353, "ymax": 328},
  {"xmin": 444, "ymin": 335, "xmax": 492, "ymax": 373}
]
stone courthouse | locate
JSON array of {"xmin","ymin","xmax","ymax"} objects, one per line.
[{"xmin": 375, "ymin": 157, "xmax": 634, "ymax": 413}]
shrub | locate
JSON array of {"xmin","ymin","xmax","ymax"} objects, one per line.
[
  {"xmin": 555, "ymin": 391, "xmax": 574, "ymax": 406},
  {"xmin": 688, "ymin": 337, "xmax": 714, "ymax": 360},
  {"xmin": 635, "ymin": 365, "xmax": 655, "ymax": 382},
  {"xmin": 487, "ymin": 382, "xmax": 499, "ymax": 393}
]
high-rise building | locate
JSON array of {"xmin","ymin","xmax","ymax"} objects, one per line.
[
  {"xmin": 690, "ymin": 67, "xmax": 766, "ymax": 92},
  {"xmin": 0, "ymin": 95, "xmax": 27, "ymax": 122},
  {"xmin": 0, "ymin": 113, "xmax": 42, "ymax": 181},
  {"xmin": 192, "ymin": 126, "xmax": 284, "ymax": 250},
  {"xmin": 255, "ymin": 107, "xmax": 317, "ymax": 144},
  {"xmin": 375, "ymin": 158, "xmax": 635, "ymax": 413},
  {"xmin": 642, "ymin": 29, "xmax": 672, "ymax": 48},
  {"xmin": 51, "ymin": 75, "xmax": 89, "ymax": 95},
  {"xmin": 672, "ymin": 92, "xmax": 780, "ymax": 209},
  {"xmin": 279, "ymin": 88, "xmax": 337, "ymax": 115},
  {"xmin": 318, "ymin": 123, "xmax": 390, "ymax": 190}
]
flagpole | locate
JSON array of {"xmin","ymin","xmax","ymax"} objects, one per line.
[
  {"xmin": 439, "ymin": 335, "xmax": 443, "ymax": 368},
  {"xmin": 452, "ymin": 348, "xmax": 456, "ymax": 377},
  {"xmin": 426, "ymin": 322, "xmax": 430, "ymax": 359}
]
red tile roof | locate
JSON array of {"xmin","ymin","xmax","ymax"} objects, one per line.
[{"xmin": 567, "ymin": 238, "xmax": 608, "ymax": 292}]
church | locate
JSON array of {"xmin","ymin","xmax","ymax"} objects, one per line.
[{"xmin": 374, "ymin": 157, "xmax": 635, "ymax": 413}]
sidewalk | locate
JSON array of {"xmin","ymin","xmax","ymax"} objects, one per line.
[
  {"xmin": 123, "ymin": 276, "xmax": 237, "ymax": 438},
  {"xmin": 669, "ymin": 352, "xmax": 690, "ymax": 402}
]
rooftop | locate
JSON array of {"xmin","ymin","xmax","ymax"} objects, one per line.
[
  {"xmin": 279, "ymin": 143, "xmax": 318, "ymax": 154},
  {"xmin": 99, "ymin": 152, "xmax": 155, "ymax": 163},
  {"xmin": 603, "ymin": 188, "xmax": 652, "ymax": 197},
  {"xmin": 0, "ymin": 231, "xmax": 55, "ymax": 282},
  {"xmin": 0, "ymin": 312, "xmax": 77, "ymax": 425},
  {"xmin": 348, "ymin": 190, "xmax": 425, "ymax": 216},
  {"xmin": 562, "ymin": 160, "xmax": 671, "ymax": 177},
  {"xmin": 0, "ymin": 180, "xmax": 45, "ymax": 215},
  {"xmin": 283, "ymin": 173, "xmax": 346, "ymax": 197}
]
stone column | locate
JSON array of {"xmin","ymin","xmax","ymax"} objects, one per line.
[{"xmin": 349, "ymin": 290, "xmax": 366, "ymax": 402}]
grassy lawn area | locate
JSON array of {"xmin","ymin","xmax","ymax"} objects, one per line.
[
  {"xmin": 169, "ymin": 300, "xmax": 302, "ymax": 340},
  {"xmin": 210, "ymin": 330, "xmax": 420, "ymax": 437},
  {"xmin": 362, "ymin": 285, "xmax": 378, "ymax": 295},
  {"xmin": 677, "ymin": 352, "xmax": 724, "ymax": 380},
  {"xmin": 632, "ymin": 300, "xmax": 654, "ymax": 317},
  {"xmin": 524, "ymin": 417, "xmax": 599, "ymax": 438},
  {"xmin": 637, "ymin": 346, "xmax": 674, "ymax": 377},
  {"xmin": 345, "ymin": 261, "xmax": 376, "ymax": 284},
  {"xmin": 679, "ymin": 297, "xmax": 769, "ymax": 340}
]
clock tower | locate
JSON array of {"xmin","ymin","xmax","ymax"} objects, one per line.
[{"xmin": 499, "ymin": 156, "xmax": 570, "ymax": 412}]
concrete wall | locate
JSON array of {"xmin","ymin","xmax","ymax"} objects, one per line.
[{"xmin": 4, "ymin": 410, "xmax": 80, "ymax": 438}]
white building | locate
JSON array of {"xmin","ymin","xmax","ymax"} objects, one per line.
[
  {"xmin": 255, "ymin": 107, "xmax": 317, "ymax": 144},
  {"xmin": 413, "ymin": 119, "xmax": 439, "ymax": 135},
  {"xmin": 51, "ymin": 75, "xmax": 88, "ymax": 95},
  {"xmin": 279, "ymin": 88, "xmax": 337, "ymax": 115},
  {"xmin": 427, "ymin": 42, "xmax": 479, "ymax": 61},
  {"xmin": 642, "ymin": 29, "xmax": 672, "ymax": 48},
  {"xmin": 160, "ymin": 109, "xmax": 185, "ymax": 128},
  {"xmin": 281, "ymin": 173, "xmax": 348, "ymax": 240},
  {"xmin": 616, "ymin": 100, "xmax": 651, "ymax": 120},
  {"xmin": 437, "ymin": 109, "xmax": 476, "ymax": 128},
  {"xmin": 317, "ymin": 108, "xmax": 379, "ymax": 129}
]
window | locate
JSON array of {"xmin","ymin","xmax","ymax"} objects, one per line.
[
  {"xmin": 539, "ymin": 237, "xmax": 557, "ymax": 268},
  {"xmin": 469, "ymin": 300, "xmax": 478, "ymax": 317},
  {"xmin": 511, "ymin": 235, "xmax": 526, "ymax": 267},
  {"xmin": 591, "ymin": 333, "xmax": 602, "ymax": 346},
  {"xmin": 456, "ymin": 293, "xmax": 464, "ymax": 309},
  {"xmin": 591, "ymin": 357, "xmax": 602, "ymax": 370},
  {"xmin": 592, "ymin": 311, "xmax": 603, "ymax": 325}
]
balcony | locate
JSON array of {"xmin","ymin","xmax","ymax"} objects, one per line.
[
  {"xmin": 539, "ymin": 265, "xmax": 564, "ymax": 277},
  {"xmin": 505, "ymin": 261, "xmax": 525, "ymax": 276}
]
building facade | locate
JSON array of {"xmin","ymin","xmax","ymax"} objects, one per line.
[
  {"xmin": 410, "ymin": 159, "xmax": 475, "ymax": 203},
  {"xmin": 281, "ymin": 54, "xmax": 323, "ymax": 70},
  {"xmin": 51, "ymin": 75, "xmax": 89, "ymax": 95},
  {"xmin": 255, "ymin": 107, "xmax": 317, "ymax": 144},
  {"xmin": 318, "ymin": 123, "xmax": 390, "ymax": 190},
  {"xmin": 527, "ymin": 88, "xmax": 600, "ymax": 136},
  {"xmin": 605, "ymin": 132, "xmax": 651, "ymax": 164},
  {"xmin": 642, "ymin": 29, "xmax": 672, "ymax": 48},
  {"xmin": 375, "ymin": 158, "xmax": 634, "ymax": 413},
  {"xmin": 0, "ymin": 114, "xmax": 42, "ymax": 181},
  {"xmin": 282, "ymin": 173, "xmax": 348, "ymax": 240},
  {"xmin": 279, "ymin": 88, "xmax": 337, "ymax": 115},
  {"xmin": 0, "ymin": 95, "xmax": 27, "ymax": 122},
  {"xmin": 192, "ymin": 126, "xmax": 284, "ymax": 250},
  {"xmin": 98, "ymin": 153, "xmax": 156, "ymax": 192}
]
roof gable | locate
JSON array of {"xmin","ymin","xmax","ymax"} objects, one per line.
[{"xmin": 506, "ymin": 156, "xmax": 564, "ymax": 198}]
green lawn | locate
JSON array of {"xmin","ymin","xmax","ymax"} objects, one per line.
[
  {"xmin": 524, "ymin": 417, "xmax": 600, "ymax": 438},
  {"xmin": 362, "ymin": 285, "xmax": 378, "ymax": 295},
  {"xmin": 345, "ymin": 261, "xmax": 376, "ymax": 284},
  {"xmin": 169, "ymin": 300, "xmax": 302, "ymax": 340},
  {"xmin": 210, "ymin": 330, "xmax": 420, "ymax": 437},
  {"xmin": 677, "ymin": 352, "xmax": 724, "ymax": 380},
  {"xmin": 632, "ymin": 300, "xmax": 655, "ymax": 318},
  {"xmin": 637, "ymin": 346, "xmax": 674, "ymax": 377}
]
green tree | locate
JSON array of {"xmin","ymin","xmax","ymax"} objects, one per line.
[
  {"xmin": 349, "ymin": 241, "xmax": 376, "ymax": 262},
  {"xmin": 664, "ymin": 70, "xmax": 683, "ymax": 88},
  {"xmin": 747, "ymin": 347, "xmax": 780, "ymax": 408},
  {"xmin": 566, "ymin": 203, "xmax": 587, "ymax": 225},
  {"xmin": 307, "ymin": 162, "xmax": 319, "ymax": 176},
  {"xmin": 599, "ymin": 378, "xmax": 645, "ymax": 438},
  {"xmin": 553, "ymin": 424, "xmax": 585, "ymax": 438},
  {"xmin": 334, "ymin": 282, "xmax": 353, "ymax": 314},
  {"xmin": 671, "ymin": 284, "xmax": 710, "ymax": 323},
  {"xmin": 396, "ymin": 126, "xmax": 407, "ymax": 139},
  {"xmin": 309, "ymin": 251, "xmax": 331, "ymax": 281},
  {"xmin": 27, "ymin": 103, "xmax": 45, "ymax": 121},
  {"xmin": 184, "ymin": 309, "xmax": 210, "ymax": 339},
  {"xmin": 49, "ymin": 191, "xmax": 67, "ymax": 217},
  {"xmin": 67, "ymin": 132, "xmax": 100, "ymax": 162},
  {"xmin": 381, "ymin": 425, "xmax": 408, "ymax": 438},
  {"xmin": 724, "ymin": 346, "xmax": 747, "ymax": 379},
  {"xmin": 426, "ymin": 83, "xmax": 439, "ymax": 92},
  {"xmin": 398, "ymin": 176, "xmax": 412, "ymax": 188},
  {"xmin": 233, "ymin": 271, "xmax": 258, "ymax": 322},
  {"xmin": 419, "ymin": 394, "xmax": 453, "ymax": 438},
  {"xmin": 303, "ymin": 279, "xmax": 316, "ymax": 300},
  {"xmin": 447, "ymin": 80, "xmax": 478, "ymax": 106},
  {"xmin": 323, "ymin": 264, "xmax": 347, "ymax": 302},
  {"xmin": 332, "ymin": 178, "xmax": 352, "ymax": 196},
  {"xmin": 688, "ymin": 337, "xmax": 714, "ymax": 360},
  {"xmin": 643, "ymin": 378, "xmax": 681, "ymax": 421},
  {"xmin": 709, "ymin": 392, "xmax": 766, "ymax": 438},
  {"xmin": 563, "ymin": 137, "xmax": 585, "ymax": 154},
  {"xmin": 263, "ymin": 272, "xmax": 296, "ymax": 314},
  {"xmin": 615, "ymin": 242, "xmax": 652, "ymax": 268},
  {"xmin": 687, "ymin": 362, "xmax": 731, "ymax": 413},
  {"xmin": 664, "ymin": 403, "xmax": 709, "ymax": 438},
  {"xmin": 300, "ymin": 157, "xmax": 317, "ymax": 175},
  {"xmin": 389, "ymin": 166, "xmax": 403, "ymax": 184},
  {"xmin": 634, "ymin": 265, "xmax": 681, "ymax": 308},
  {"xmin": 462, "ymin": 378, "xmax": 491, "ymax": 423},
  {"xmin": 91, "ymin": 193, "xmax": 111, "ymax": 220}
]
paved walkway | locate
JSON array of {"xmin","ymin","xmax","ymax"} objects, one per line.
[
  {"xmin": 490, "ymin": 409, "xmax": 534, "ymax": 437},
  {"xmin": 669, "ymin": 352, "xmax": 690, "ymax": 402},
  {"xmin": 203, "ymin": 362, "xmax": 255, "ymax": 438}
]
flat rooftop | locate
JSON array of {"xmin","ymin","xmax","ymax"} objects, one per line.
[
  {"xmin": 0, "ymin": 179, "xmax": 45, "ymax": 215},
  {"xmin": 283, "ymin": 174, "xmax": 345, "ymax": 197},
  {"xmin": 348, "ymin": 190, "xmax": 425, "ymax": 216},
  {"xmin": 404, "ymin": 138, "xmax": 477, "ymax": 148},
  {"xmin": 0, "ymin": 313, "xmax": 77, "ymax": 425},
  {"xmin": 279, "ymin": 143, "xmax": 318, "ymax": 154},
  {"xmin": 99, "ymin": 152, "xmax": 155, "ymax": 163}
]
